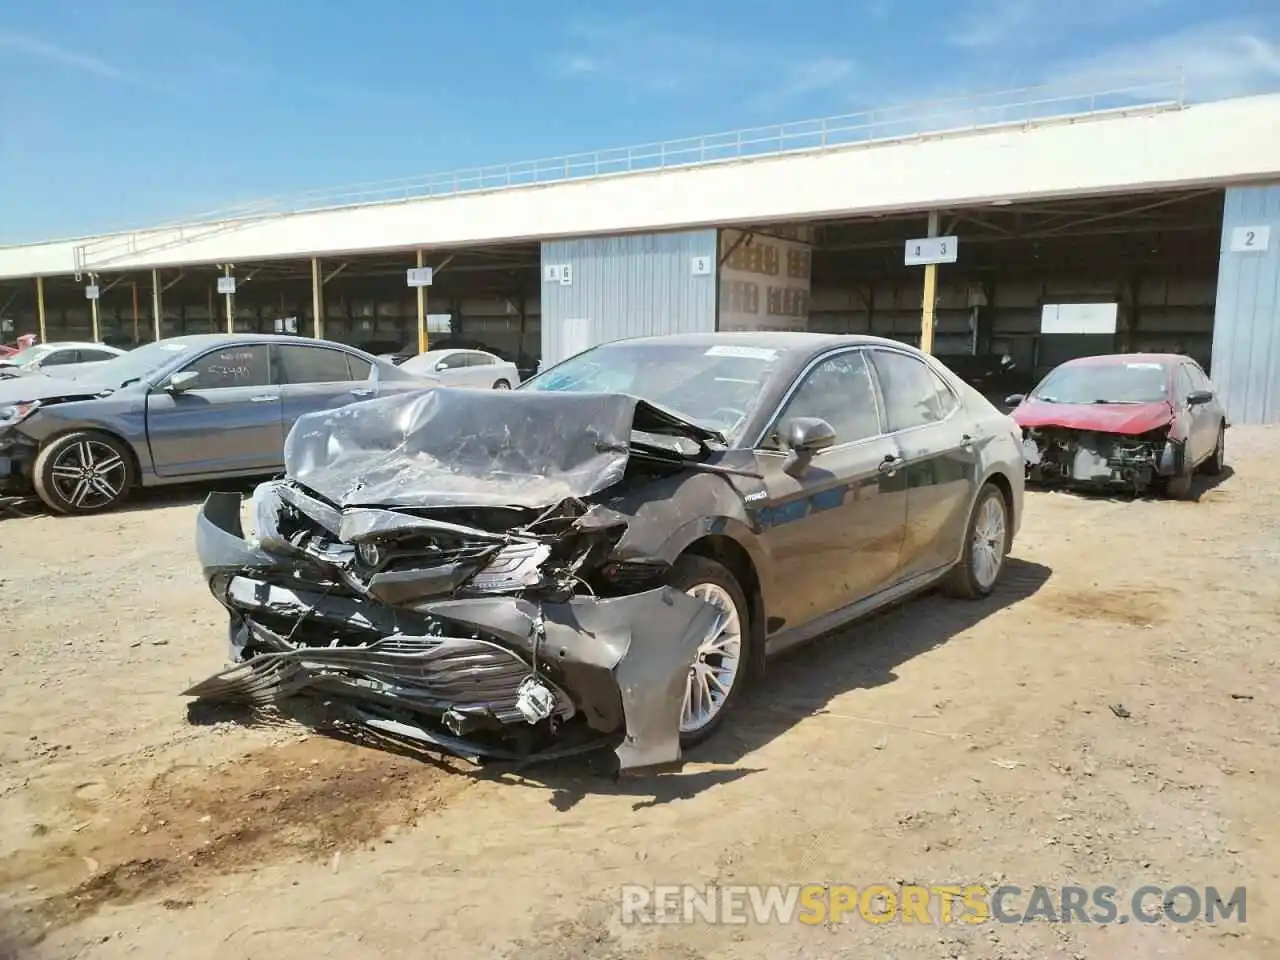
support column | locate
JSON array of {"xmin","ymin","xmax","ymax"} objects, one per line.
[
  {"xmin": 89, "ymin": 273, "xmax": 100, "ymax": 343},
  {"xmin": 132, "ymin": 281, "xmax": 140, "ymax": 344},
  {"xmin": 223, "ymin": 264, "xmax": 235, "ymax": 333},
  {"xmin": 416, "ymin": 249, "xmax": 427, "ymax": 354},
  {"xmin": 919, "ymin": 210, "xmax": 940, "ymax": 355},
  {"xmin": 35, "ymin": 276, "xmax": 46, "ymax": 343},
  {"xmin": 151, "ymin": 269, "xmax": 163, "ymax": 341},
  {"xmin": 311, "ymin": 257, "xmax": 323, "ymax": 339}
]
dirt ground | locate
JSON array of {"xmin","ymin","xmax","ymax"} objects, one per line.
[{"xmin": 1, "ymin": 427, "xmax": 1278, "ymax": 960}]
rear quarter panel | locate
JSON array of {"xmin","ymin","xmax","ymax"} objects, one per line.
[{"xmin": 950, "ymin": 375, "xmax": 1025, "ymax": 544}]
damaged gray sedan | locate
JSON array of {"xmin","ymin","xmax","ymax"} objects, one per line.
[{"xmin": 188, "ymin": 333, "xmax": 1024, "ymax": 773}]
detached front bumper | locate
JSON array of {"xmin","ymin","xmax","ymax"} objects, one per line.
[
  {"xmin": 1021, "ymin": 431, "xmax": 1180, "ymax": 490},
  {"xmin": 189, "ymin": 490, "xmax": 722, "ymax": 773}
]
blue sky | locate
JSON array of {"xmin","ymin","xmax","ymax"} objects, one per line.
[{"xmin": 1, "ymin": 0, "xmax": 1277, "ymax": 243}]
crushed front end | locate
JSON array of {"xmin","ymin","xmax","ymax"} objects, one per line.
[
  {"xmin": 186, "ymin": 388, "xmax": 727, "ymax": 773},
  {"xmin": 1020, "ymin": 426, "xmax": 1182, "ymax": 494}
]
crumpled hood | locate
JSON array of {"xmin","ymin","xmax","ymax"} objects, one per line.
[
  {"xmin": 1013, "ymin": 398, "xmax": 1174, "ymax": 435},
  {"xmin": 284, "ymin": 386, "xmax": 720, "ymax": 510},
  {"xmin": 0, "ymin": 372, "xmax": 105, "ymax": 405}
]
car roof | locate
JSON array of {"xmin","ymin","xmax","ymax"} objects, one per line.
[
  {"xmin": 1058, "ymin": 353, "xmax": 1184, "ymax": 369},
  {"xmin": 40, "ymin": 341, "xmax": 123, "ymax": 350},
  {"xmin": 156, "ymin": 333, "xmax": 376, "ymax": 354},
  {"xmin": 592, "ymin": 331, "xmax": 912, "ymax": 358}
]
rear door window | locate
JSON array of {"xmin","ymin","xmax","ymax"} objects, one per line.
[
  {"xmin": 277, "ymin": 345, "xmax": 354, "ymax": 384},
  {"xmin": 869, "ymin": 349, "xmax": 956, "ymax": 432},
  {"xmin": 347, "ymin": 354, "xmax": 373, "ymax": 380}
]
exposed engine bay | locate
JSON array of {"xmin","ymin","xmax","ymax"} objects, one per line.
[
  {"xmin": 1021, "ymin": 426, "xmax": 1181, "ymax": 493},
  {"xmin": 187, "ymin": 387, "xmax": 747, "ymax": 773}
]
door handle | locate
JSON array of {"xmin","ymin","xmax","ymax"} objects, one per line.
[
  {"xmin": 877, "ymin": 455, "xmax": 904, "ymax": 475},
  {"xmin": 249, "ymin": 394, "xmax": 277, "ymax": 403},
  {"xmin": 350, "ymin": 387, "xmax": 374, "ymax": 397}
]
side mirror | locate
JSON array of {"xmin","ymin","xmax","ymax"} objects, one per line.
[
  {"xmin": 781, "ymin": 417, "xmax": 836, "ymax": 478},
  {"xmin": 1004, "ymin": 393, "xmax": 1026, "ymax": 406},
  {"xmin": 164, "ymin": 370, "xmax": 200, "ymax": 394},
  {"xmin": 1186, "ymin": 389, "xmax": 1213, "ymax": 406}
]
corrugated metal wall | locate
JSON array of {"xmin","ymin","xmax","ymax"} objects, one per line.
[
  {"xmin": 1212, "ymin": 184, "xmax": 1280, "ymax": 425},
  {"xmin": 540, "ymin": 230, "xmax": 718, "ymax": 367}
]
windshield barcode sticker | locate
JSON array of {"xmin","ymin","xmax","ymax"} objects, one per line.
[{"xmin": 705, "ymin": 345, "xmax": 778, "ymax": 361}]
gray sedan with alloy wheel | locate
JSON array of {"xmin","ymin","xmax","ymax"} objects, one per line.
[
  {"xmin": 0, "ymin": 334, "xmax": 436, "ymax": 514},
  {"xmin": 186, "ymin": 332, "xmax": 1024, "ymax": 774}
]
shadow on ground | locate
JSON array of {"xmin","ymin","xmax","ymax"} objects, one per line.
[
  {"xmin": 1189, "ymin": 465, "xmax": 1235, "ymax": 499},
  {"xmin": 186, "ymin": 558, "xmax": 1052, "ymax": 810},
  {"xmin": 0, "ymin": 478, "xmax": 266, "ymax": 521}
]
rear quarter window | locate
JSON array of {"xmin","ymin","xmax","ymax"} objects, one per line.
[{"xmin": 347, "ymin": 355, "xmax": 373, "ymax": 380}]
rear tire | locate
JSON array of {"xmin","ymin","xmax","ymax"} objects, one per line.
[
  {"xmin": 665, "ymin": 555, "xmax": 752, "ymax": 749},
  {"xmin": 493, "ymin": 379, "xmax": 511, "ymax": 389},
  {"xmin": 33, "ymin": 431, "xmax": 135, "ymax": 515},
  {"xmin": 942, "ymin": 482, "xmax": 1009, "ymax": 599}
]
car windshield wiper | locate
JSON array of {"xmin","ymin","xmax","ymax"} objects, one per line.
[{"xmin": 1091, "ymin": 399, "xmax": 1143, "ymax": 404}]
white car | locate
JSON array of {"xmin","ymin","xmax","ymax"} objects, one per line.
[
  {"xmin": 0, "ymin": 341, "xmax": 126, "ymax": 379},
  {"xmin": 400, "ymin": 348, "xmax": 520, "ymax": 389}
]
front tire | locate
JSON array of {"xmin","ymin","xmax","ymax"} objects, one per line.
[
  {"xmin": 33, "ymin": 431, "xmax": 135, "ymax": 515},
  {"xmin": 1199, "ymin": 423, "xmax": 1226, "ymax": 476},
  {"xmin": 1162, "ymin": 463, "xmax": 1195, "ymax": 500},
  {"xmin": 665, "ymin": 555, "xmax": 751, "ymax": 749},
  {"xmin": 942, "ymin": 482, "xmax": 1010, "ymax": 599}
]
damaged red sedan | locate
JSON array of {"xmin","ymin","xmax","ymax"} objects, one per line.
[{"xmin": 1008, "ymin": 353, "xmax": 1227, "ymax": 498}]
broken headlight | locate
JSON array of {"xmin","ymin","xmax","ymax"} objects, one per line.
[{"xmin": 0, "ymin": 401, "xmax": 39, "ymax": 426}]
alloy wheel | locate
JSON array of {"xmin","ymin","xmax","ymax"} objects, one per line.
[
  {"xmin": 970, "ymin": 493, "xmax": 1007, "ymax": 590},
  {"xmin": 680, "ymin": 582, "xmax": 743, "ymax": 734},
  {"xmin": 49, "ymin": 440, "xmax": 128, "ymax": 510}
]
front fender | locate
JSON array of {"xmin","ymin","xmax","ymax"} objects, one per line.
[
  {"xmin": 1166, "ymin": 412, "xmax": 1191, "ymax": 445},
  {"xmin": 17, "ymin": 397, "xmax": 154, "ymax": 477},
  {"xmin": 606, "ymin": 471, "xmax": 774, "ymax": 603}
]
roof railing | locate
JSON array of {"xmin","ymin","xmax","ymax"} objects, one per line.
[
  {"xmin": 71, "ymin": 74, "xmax": 1187, "ymax": 270},
  {"xmin": 219, "ymin": 76, "xmax": 1188, "ymax": 218}
]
